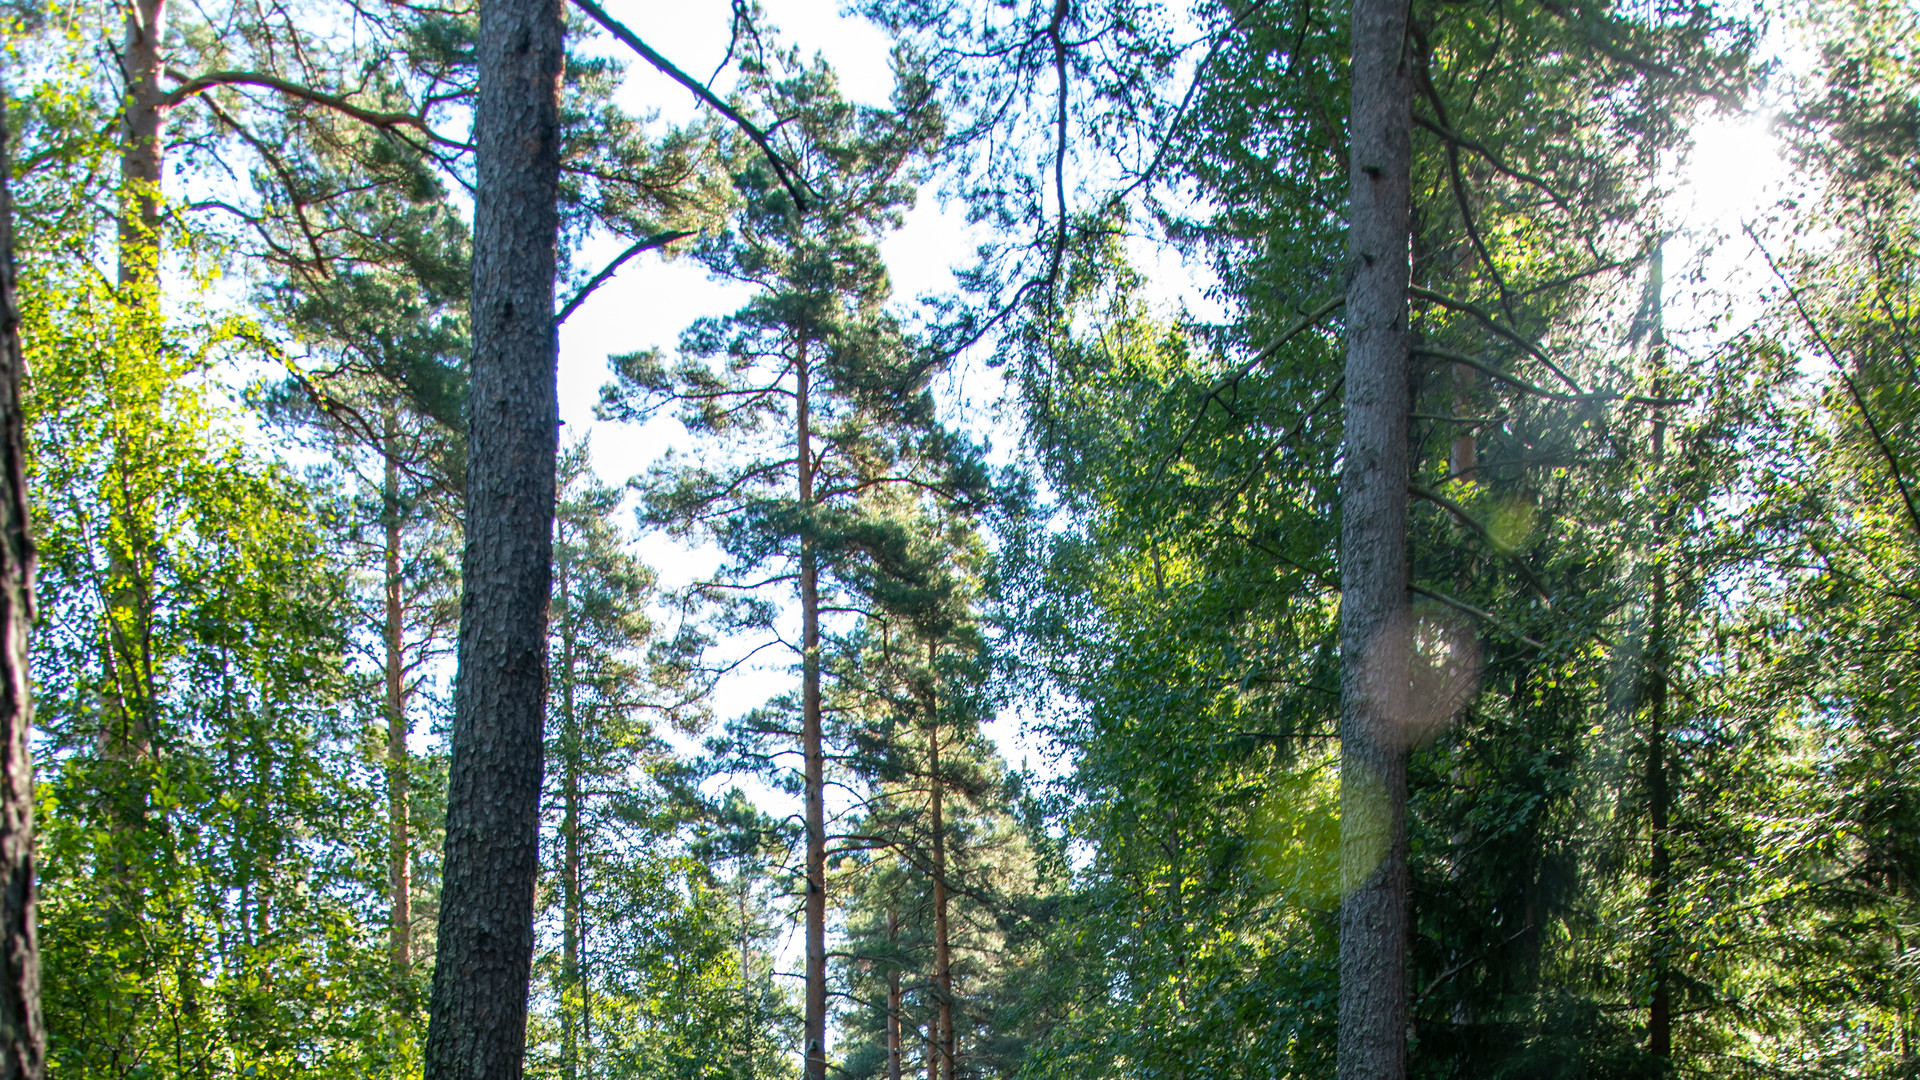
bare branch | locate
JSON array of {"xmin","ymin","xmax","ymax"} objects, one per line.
[
  {"xmin": 163, "ymin": 69, "xmax": 465, "ymax": 148},
  {"xmin": 554, "ymin": 229, "xmax": 694, "ymax": 325},
  {"xmin": 569, "ymin": 0, "xmax": 814, "ymax": 213}
]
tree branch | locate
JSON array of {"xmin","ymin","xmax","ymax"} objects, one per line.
[
  {"xmin": 1409, "ymin": 484, "xmax": 1553, "ymax": 600},
  {"xmin": 1748, "ymin": 226, "xmax": 1920, "ymax": 542},
  {"xmin": 1412, "ymin": 345, "xmax": 1685, "ymax": 407},
  {"xmin": 569, "ymin": 0, "xmax": 813, "ymax": 213},
  {"xmin": 1409, "ymin": 285, "xmax": 1585, "ymax": 392},
  {"xmin": 163, "ymin": 69, "xmax": 466, "ymax": 148},
  {"xmin": 554, "ymin": 229, "xmax": 694, "ymax": 325},
  {"xmin": 1149, "ymin": 294, "xmax": 1346, "ymax": 486}
]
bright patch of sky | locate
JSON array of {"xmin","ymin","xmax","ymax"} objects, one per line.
[{"xmin": 1660, "ymin": 17, "xmax": 1820, "ymax": 360}]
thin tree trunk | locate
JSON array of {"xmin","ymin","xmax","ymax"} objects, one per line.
[
  {"xmin": 1450, "ymin": 365, "xmax": 1476, "ymax": 482},
  {"xmin": 1336, "ymin": 0, "xmax": 1414, "ymax": 1075},
  {"xmin": 559, "ymin": 541, "xmax": 582, "ymax": 1080},
  {"xmin": 0, "ymin": 80, "xmax": 47, "ymax": 1080},
  {"xmin": 1646, "ymin": 574, "xmax": 1671, "ymax": 1062},
  {"xmin": 887, "ymin": 905, "xmax": 903, "ymax": 1080},
  {"xmin": 797, "ymin": 338, "xmax": 827, "ymax": 1080},
  {"xmin": 923, "ymin": 997, "xmax": 936, "ymax": 1080},
  {"xmin": 739, "ymin": 877, "xmax": 754, "ymax": 1079},
  {"xmin": 927, "ymin": 646, "xmax": 953, "ymax": 1080},
  {"xmin": 1644, "ymin": 243, "xmax": 1673, "ymax": 1065},
  {"xmin": 383, "ymin": 413, "xmax": 413, "ymax": 976},
  {"xmin": 422, "ymin": 0, "xmax": 564, "ymax": 1075}
]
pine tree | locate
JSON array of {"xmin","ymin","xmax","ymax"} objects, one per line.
[
  {"xmin": 598, "ymin": 48, "xmax": 945, "ymax": 1080},
  {"xmin": 422, "ymin": 0, "xmax": 565, "ymax": 1074}
]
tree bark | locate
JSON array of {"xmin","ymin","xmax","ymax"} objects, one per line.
[
  {"xmin": 0, "ymin": 80, "xmax": 47, "ymax": 1080},
  {"xmin": 927, "ymin": 648, "xmax": 953, "ymax": 1080},
  {"xmin": 1643, "ymin": 243, "xmax": 1673, "ymax": 1065},
  {"xmin": 797, "ymin": 338, "xmax": 828, "ymax": 1080},
  {"xmin": 923, "ymin": 999, "xmax": 936, "ymax": 1080},
  {"xmin": 108, "ymin": 0, "xmax": 167, "ymax": 717},
  {"xmin": 1450, "ymin": 365, "xmax": 1476, "ymax": 482},
  {"xmin": 1337, "ymin": 0, "xmax": 1414, "ymax": 1076},
  {"xmin": 422, "ymin": 0, "xmax": 564, "ymax": 1075},
  {"xmin": 118, "ymin": 0, "xmax": 167, "ymax": 289},
  {"xmin": 558, "ymin": 540, "xmax": 582, "ymax": 1080},
  {"xmin": 383, "ymin": 413, "xmax": 413, "ymax": 977},
  {"xmin": 887, "ymin": 905, "xmax": 903, "ymax": 1080}
]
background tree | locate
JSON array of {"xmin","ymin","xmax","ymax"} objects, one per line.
[{"xmin": 598, "ymin": 46, "xmax": 945, "ymax": 1080}]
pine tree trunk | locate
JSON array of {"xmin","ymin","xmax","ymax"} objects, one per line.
[
  {"xmin": 1646, "ymin": 590, "xmax": 1671, "ymax": 1062},
  {"xmin": 738, "ymin": 878, "xmax": 755, "ymax": 1079},
  {"xmin": 559, "ymin": 544, "xmax": 582, "ymax": 1080},
  {"xmin": 383, "ymin": 415, "xmax": 413, "ymax": 977},
  {"xmin": 1336, "ymin": 0, "xmax": 1414, "ymax": 1075},
  {"xmin": 118, "ymin": 0, "xmax": 166, "ymax": 290},
  {"xmin": 923, "ymin": 1000, "xmax": 936, "ymax": 1080},
  {"xmin": 927, "ymin": 649, "xmax": 953, "ymax": 1080},
  {"xmin": 422, "ymin": 0, "xmax": 564, "ymax": 1075},
  {"xmin": 887, "ymin": 906, "xmax": 903, "ymax": 1080},
  {"xmin": 0, "ymin": 82, "xmax": 47, "ymax": 1080},
  {"xmin": 1644, "ymin": 244, "xmax": 1673, "ymax": 1065},
  {"xmin": 797, "ymin": 339, "xmax": 827, "ymax": 1080}
]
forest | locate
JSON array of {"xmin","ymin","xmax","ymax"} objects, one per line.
[{"xmin": 0, "ymin": 0, "xmax": 1914, "ymax": 1076}]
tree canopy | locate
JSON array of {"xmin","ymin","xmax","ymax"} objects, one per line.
[{"xmin": 2, "ymin": 0, "xmax": 1916, "ymax": 1078}]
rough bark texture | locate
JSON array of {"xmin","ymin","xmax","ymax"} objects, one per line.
[
  {"xmin": 797, "ymin": 343, "xmax": 828, "ymax": 1080},
  {"xmin": 1337, "ymin": 0, "xmax": 1414, "ymax": 1075},
  {"xmin": 0, "ymin": 83, "xmax": 46, "ymax": 1080},
  {"xmin": 384, "ymin": 420, "xmax": 413, "ymax": 976},
  {"xmin": 422, "ymin": 0, "xmax": 564, "ymax": 1075}
]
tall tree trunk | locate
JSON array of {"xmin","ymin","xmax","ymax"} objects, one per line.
[
  {"xmin": 887, "ymin": 905, "xmax": 903, "ymax": 1080},
  {"xmin": 559, "ymin": 543, "xmax": 582, "ymax": 1080},
  {"xmin": 1643, "ymin": 243, "xmax": 1673, "ymax": 1065},
  {"xmin": 118, "ymin": 0, "xmax": 166, "ymax": 290},
  {"xmin": 0, "ymin": 81, "xmax": 47, "ymax": 1080},
  {"xmin": 797, "ymin": 338, "xmax": 827, "ymax": 1080},
  {"xmin": 927, "ymin": 648, "xmax": 953, "ymax": 1080},
  {"xmin": 102, "ymin": 0, "xmax": 167, "ymax": 923},
  {"xmin": 422, "ymin": 0, "xmax": 564, "ymax": 1075},
  {"xmin": 107, "ymin": 0, "xmax": 168, "ymax": 727},
  {"xmin": 923, "ymin": 997, "xmax": 936, "ymax": 1080},
  {"xmin": 738, "ymin": 876, "xmax": 755, "ymax": 1079},
  {"xmin": 1337, "ymin": 0, "xmax": 1414, "ymax": 1075},
  {"xmin": 383, "ymin": 413, "xmax": 413, "ymax": 977}
]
